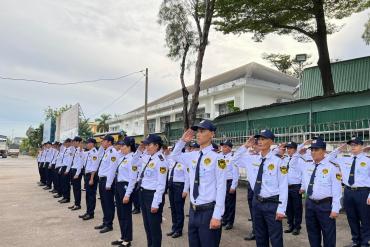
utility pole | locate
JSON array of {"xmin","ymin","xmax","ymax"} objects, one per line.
[{"xmin": 143, "ymin": 68, "xmax": 149, "ymax": 137}]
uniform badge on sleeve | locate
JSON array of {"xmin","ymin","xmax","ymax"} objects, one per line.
[
  {"xmin": 336, "ymin": 173, "xmax": 342, "ymax": 181},
  {"xmin": 204, "ymin": 158, "xmax": 211, "ymax": 166},
  {"xmin": 217, "ymin": 159, "xmax": 226, "ymax": 169},
  {"xmin": 93, "ymin": 156, "xmax": 97, "ymax": 161},
  {"xmin": 111, "ymin": 156, "xmax": 116, "ymax": 162},
  {"xmin": 132, "ymin": 166, "xmax": 138, "ymax": 172},
  {"xmin": 160, "ymin": 167, "xmax": 167, "ymax": 174},
  {"xmin": 280, "ymin": 166, "xmax": 288, "ymax": 174}
]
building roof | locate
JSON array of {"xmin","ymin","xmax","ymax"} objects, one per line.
[{"xmin": 125, "ymin": 62, "xmax": 298, "ymax": 115}]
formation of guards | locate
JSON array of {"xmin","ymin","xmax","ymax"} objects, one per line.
[{"xmin": 36, "ymin": 119, "xmax": 370, "ymax": 247}]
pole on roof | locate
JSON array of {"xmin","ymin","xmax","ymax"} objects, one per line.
[{"xmin": 143, "ymin": 68, "xmax": 149, "ymax": 137}]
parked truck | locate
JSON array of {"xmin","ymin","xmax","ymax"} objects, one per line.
[
  {"xmin": 0, "ymin": 135, "xmax": 8, "ymax": 158},
  {"xmin": 8, "ymin": 144, "xmax": 20, "ymax": 158}
]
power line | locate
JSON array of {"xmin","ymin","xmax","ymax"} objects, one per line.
[
  {"xmin": 0, "ymin": 70, "xmax": 145, "ymax": 85},
  {"xmin": 89, "ymin": 75, "xmax": 145, "ymax": 119}
]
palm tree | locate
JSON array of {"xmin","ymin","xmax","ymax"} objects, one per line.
[{"xmin": 95, "ymin": 114, "xmax": 111, "ymax": 133}]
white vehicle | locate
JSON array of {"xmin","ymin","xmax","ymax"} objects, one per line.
[
  {"xmin": 0, "ymin": 135, "xmax": 8, "ymax": 158},
  {"xmin": 8, "ymin": 144, "xmax": 20, "ymax": 158}
]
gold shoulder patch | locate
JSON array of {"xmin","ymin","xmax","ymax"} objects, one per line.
[
  {"xmin": 218, "ymin": 159, "xmax": 226, "ymax": 169},
  {"xmin": 131, "ymin": 165, "xmax": 138, "ymax": 172},
  {"xmin": 280, "ymin": 166, "xmax": 288, "ymax": 174},
  {"xmin": 360, "ymin": 162, "xmax": 367, "ymax": 167},
  {"xmin": 336, "ymin": 173, "xmax": 342, "ymax": 181},
  {"xmin": 111, "ymin": 156, "xmax": 116, "ymax": 162},
  {"xmin": 160, "ymin": 167, "xmax": 167, "ymax": 174}
]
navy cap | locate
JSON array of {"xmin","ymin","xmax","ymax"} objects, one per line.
[
  {"xmin": 103, "ymin": 135, "xmax": 114, "ymax": 144},
  {"xmin": 191, "ymin": 120, "xmax": 216, "ymax": 132},
  {"xmin": 45, "ymin": 141, "xmax": 52, "ymax": 145},
  {"xmin": 143, "ymin": 134, "xmax": 163, "ymax": 145},
  {"xmin": 64, "ymin": 138, "xmax": 72, "ymax": 143},
  {"xmin": 116, "ymin": 141, "xmax": 125, "ymax": 145},
  {"xmin": 73, "ymin": 136, "xmax": 82, "ymax": 142},
  {"xmin": 285, "ymin": 141, "xmax": 297, "ymax": 149},
  {"xmin": 309, "ymin": 138, "xmax": 326, "ymax": 149},
  {"xmin": 254, "ymin": 129, "xmax": 275, "ymax": 140},
  {"xmin": 347, "ymin": 136, "xmax": 364, "ymax": 145},
  {"xmin": 220, "ymin": 139, "xmax": 233, "ymax": 148},
  {"xmin": 122, "ymin": 136, "xmax": 135, "ymax": 146},
  {"xmin": 86, "ymin": 138, "xmax": 97, "ymax": 144},
  {"xmin": 212, "ymin": 142, "xmax": 219, "ymax": 150}
]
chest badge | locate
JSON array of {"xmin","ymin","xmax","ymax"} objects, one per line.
[
  {"xmin": 322, "ymin": 168, "xmax": 328, "ymax": 175},
  {"xmin": 268, "ymin": 164, "xmax": 275, "ymax": 170},
  {"xmin": 280, "ymin": 166, "xmax": 288, "ymax": 174},
  {"xmin": 160, "ymin": 167, "xmax": 167, "ymax": 174},
  {"xmin": 148, "ymin": 162, "xmax": 155, "ymax": 169},
  {"xmin": 111, "ymin": 157, "xmax": 116, "ymax": 162},
  {"xmin": 218, "ymin": 159, "xmax": 226, "ymax": 169},
  {"xmin": 204, "ymin": 158, "xmax": 211, "ymax": 166}
]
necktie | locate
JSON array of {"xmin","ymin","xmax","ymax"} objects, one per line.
[
  {"xmin": 348, "ymin": 156, "xmax": 357, "ymax": 186},
  {"xmin": 136, "ymin": 157, "xmax": 152, "ymax": 189},
  {"xmin": 287, "ymin": 157, "xmax": 292, "ymax": 170},
  {"xmin": 307, "ymin": 163, "xmax": 319, "ymax": 197},
  {"xmin": 193, "ymin": 151, "xmax": 204, "ymax": 200},
  {"xmin": 169, "ymin": 162, "xmax": 178, "ymax": 184},
  {"xmin": 84, "ymin": 153, "xmax": 90, "ymax": 167},
  {"xmin": 254, "ymin": 158, "xmax": 266, "ymax": 196}
]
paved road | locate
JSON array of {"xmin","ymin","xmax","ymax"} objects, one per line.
[{"xmin": 0, "ymin": 156, "xmax": 353, "ymax": 247}]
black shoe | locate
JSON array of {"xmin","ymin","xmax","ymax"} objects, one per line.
[
  {"xmin": 284, "ymin": 228, "xmax": 293, "ymax": 233},
  {"xmin": 100, "ymin": 226, "xmax": 113, "ymax": 233},
  {"xmin": 39, "ymin": 183, "xmax": 46, "ymax": 186},
  {"xmin": 68, "ymin": 205, "xmax": 75, "ymax": 209},
  {"xmin": 54, "ymin": 194, "xmax": 62, "ymax": 198},
  {"xmin": 71, "ymin": 206, "xmax": 81, "ymax": 211},
  {"xmin": 132, "ymin": 209, "xmax": 140, "ymax": 214},
  {"xmin": 343, "ymin": 243, "xmax": 360, "ymax": 247},
  {"xmin": 120, "ymin": 242, "xmax": 131, "ymax": 247},
  {"xmin": 248, "ymin": 218, "xmax": 252, "ymax": 221},
  {"xmin": 111, "ymin": 240, "xmax": 123, "ymax": 245},
  {"xmin": 79, "ymin": 213, "xmax": 88, "ymax": 218},
  {"xmin": 51, "ymin": 190, "xmax": 58, "ymax": 193},
  {"xmin": 94, "ymin": 224, "xmax": 105, "ymax": 230},
  {"xmin": 83, "ymin": 214, "xmax": 94, "ymax": 220},
  {"xmin": 60, "ymin": 199, "xmax": 70, "ymax": 203},
  {"xmin": 171, "ymin": 232, "xmax": 182, "ymax": 238},
  {"xmin": 221, "ymin": 221, "xmax": 227, "ymax": 226},
  {"xmin": 244, "ymin": 233, "xmax": 255, "ymax": 241},
  {"xmin": 43, "ymin": 186, "xmax": 51, "ymax": 190},
  {"xmin": 166, "ymin": 231, "xmax": 174, "ymax": 236},
  {"xmin": 225, "ymin": 224, "xmax": 233, "ymax": 230},
  {"xmin": 292, "ymin": 229, "xmax": 300, "ymax": 235}
]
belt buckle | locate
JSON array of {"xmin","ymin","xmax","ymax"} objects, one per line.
[
  {"xmin": 257, "ymin": 195, "xmax": 263, "ymax": 203},
  {"xmin": 191, "ymin": 203, "xmax": 197, "ymax": 211}
]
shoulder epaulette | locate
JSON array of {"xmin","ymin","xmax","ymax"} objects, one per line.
[
  {"xmin": 329, "ymin": 160, "xmax": 340, "ymax": 168},
  {"xmin": 342, "ymin": 154, "xmax": 351, "ymax": 157},
  {"xmin": 158, "ymin": 154, "xmax": 164, "ymax": 161},
  {"xmin": 275, "ymin": 154, "xmax": 284, "ymax": 159}
]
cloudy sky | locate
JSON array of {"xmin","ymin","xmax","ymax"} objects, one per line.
[{"xmin": 0, "ymin": 0, "xmax": 369, "ymax": 137}]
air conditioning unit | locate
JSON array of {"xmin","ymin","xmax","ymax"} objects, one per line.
[{"xmin": 197, "ymin": 113, "xmax": 211, "ymax": 119}]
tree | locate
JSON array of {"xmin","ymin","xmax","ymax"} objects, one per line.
[
  {"xmin": 215, "ymin": 0, "xmax": 370, "ymax": 96},
  {"xmin": 44, "ymin": 104, "xmax": 72, "ymax": 120},
  {"xmin": 158, "ymin": 0, "xmax": 197, "ymax": 130},
  {"xmin": 95, "ymin": 114, "xmax": 111, "ymax": 133},
  {"xmin": 79, "ymin": 119, "xmax": 93, "ymax": 140},
  {"xmin": 24, "ymin": 124, "xmax": 44, "ymax": 155},
  {"xmin": 262, "ymin": 53, "xmax": 312, "ymax": 78},
  {"xmin": 363, "ymin": 16, "xmax": 370, "ymax": 44}
]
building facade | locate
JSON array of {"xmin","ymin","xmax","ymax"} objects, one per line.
[{"xmin": 107, "ymin": 62, "xmax": 298, "ymax": 136}]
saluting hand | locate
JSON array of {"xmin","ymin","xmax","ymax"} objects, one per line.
[
  {"xmin": 244, "ymin": 136, "xmax": 255, "ymax": 148},
  {"xmin": 209, "ymin": 218, "xmax": 221, "ymax": 229},
  {"xmin": 181, "ymin": 129, "xmax": 194, "ymax": 142},
  {"xmin": 338, "ymin": 143, "xmax": 347, "ymax": 152}
]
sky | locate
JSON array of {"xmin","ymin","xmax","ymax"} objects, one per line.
[{"xmin": 0, "ymin": 0, "xmax": 369, "ymax": 138}]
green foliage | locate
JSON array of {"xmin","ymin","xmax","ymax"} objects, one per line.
[
  {"xmin": 363, "ymin": 16, "xmax": 370, "ymax": 45},
  {"xmin": 44, "ymin": 104, "xmax": 72, "ymax": 121},
  {"xmin": 24, "ymin": 124, "xmax": 43, "ymax": 155},
  {"xmin": 95, "ymin": 114, "xmax": 112, "ymax": 133},
  {"xmin": 262, "ymin": 53, "xmax": 312, "ymax": 78},
  {"xmin": 79, "ymin": 119, "xmax": 93, "ymax": 140},
  {"xmin": 227, "ymin": 101, "xmax": 240, "ymax": 113}
]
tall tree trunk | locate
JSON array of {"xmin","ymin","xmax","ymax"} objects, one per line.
[
  {"xmin": 180, "ymin": 43, "xmax": 190, "ymax": 130},
  {"xmin": 188, "ymin": 0, "xmax": 215, "ymax": 126},
  {"xmin": 313, "ymin": 0, "xmax": 335, "ymax": 96}
]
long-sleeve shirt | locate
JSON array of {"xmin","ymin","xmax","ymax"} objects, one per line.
[
  {"xmin": 65, "ymin": 146, "xmax": 77, "ymax": 173},
  {"xmin": 301, "ymin": 159, "xmax": 342, "ymax": 213},
  {"xmin": 222, "ymin": 151, "xmax": 239, "ymax": 190},
  {"xmin": 98, "ymin": 146, "xmax": 120, "ymax": 189},
  {"xmin": 167, "ymin": 158, "xmax": 190, "ymax": 193},
  {"xmin": 283, "ymin": 153, "xmax": 304, "ymax": 185},
  {"xmin": 84, "ymin": 148, "xmax": 99, "ymax": 173},
  {"xmin": 170, "ymin": 140, "xmax": 227, "ymax": 220},
  {"xmin": 55, "ymin": 146, "xmax": 67, "ymax": 168},
  {"xmin": 116, "ymin": 152, "xmax": 139, "ymax": 197}
]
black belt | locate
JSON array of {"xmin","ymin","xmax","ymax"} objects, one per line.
[
  {"xmin": 345, "ymin": 185, "xmax": 370, "ymax": 191},
  {"xmin": 308, "ymin": 197, "xmax": 332, "ymax": 204},
  {"xmin": 140, "ymin": 187, "xmax": 155, "ymax": 193},
  {"xmin": 256, "ymin": 195, "xmax": 281, "ymax": 204},
  {"xmin": 171, "ymin": 182, "xmax": 184, "ymax": 185},
  {"xmin": 288, "ymin": 184, "xmax": 301, "ymax": 189},
  {"xmin": 99, "ymin": 176, "xmax": 107, "ymax": 181},
  {"xmin": 117, "ymin": 181, "xmax": 129, "ymax": 185},
  {"xmin": 190, "ymin": 202, "xmax": 215, "ymax": 212}
]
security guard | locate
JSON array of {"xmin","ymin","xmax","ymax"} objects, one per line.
[
  {"xmin": 166, "ymin": 149, "xmax": 190, "ymax": 238},
  {"xmin": 332, "ymin": 136, "xmax": 370, "ymax": 247},
  {"xmin": 37, "ymin": 147, "xmax": 43, "ymax": 185},
  {"xmin": 69, "ymin": 137, "xmax": 83, "ymax": 210},
  {"xmin": 49, "ymin": 142, "xmax": 60, "ymax": 194},
  {"xmin": 45, "ymin": 142, "xmax": 57, "ymax": 191},
  {"xmin": 233, "ymin": 130, "xmax": 288, "ymax": 247},
  {"xmin": 111, "ymin": 137, "xmax": 138, "ymax": 247},
  {"xmin": 54, "ymin": 140, "xmax": 67, "ymax": 199},
  {"xmin": 95, "ymin": 135, "xmax": 119, "ymax": 233},
  {"xmin": 43, "ymin": 142, "xmax": 54, "ymax": 190},
  {"xmin": 171, "ymin": 120, "xmax": 227, "ymax": 247},
  {"xmin": 301, "ymin": 138, "xmax": 342, "ymax": 247},
  {"xmin": 59, "ymin": 138, "xmax": 73, "ymax": 203},
  {"xmin": 136, "ymin": 134, "xmax": 168, "ymax": 247},
  {"xmin": 79, "ymin": 138, "xmax": 99, "ymax": 220},
  {"xmin": 283, "ymin": 141, "xmax": 304, "ymax": 236},
  {"xmin": 63, "ymin": 136, "xmax": 80, "ymax": 205},
  {"xmin": 220, "ymin": 140, "xmax": 239, "ymax": 230}
]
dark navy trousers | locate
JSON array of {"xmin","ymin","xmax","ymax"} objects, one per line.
[
  {"xmin": 115, "ymin": 181, "xmax": 133, "ymax": 242},
  {"xmin": 85, "ymin": 173, "xmax": 98, "ymax": 216},
  {"xmin": 286, "ymin": 184, "xmax": 303, "ymax": 230},
  {"xmin": 60, "ymin": 166, "xmax": 70, "ymax": 200},
  {"xmin": 247, "ymin": 181, "xmax": 255, "ymax": 234},
  {"xmin": 343, "ymin": 187, "xmax": 370, "ymax": 246},
  {"xmin": 71, "ymin": 168, "xmax": 82, "ymax": 206},
  {"xmin": 252, "ymin": 198, "xmax": 283, "ymax": 247},
  {"xmin": 131, "ymin": 183, "xmax": 141, "ymax": 211},
  {"xmin": 168, "ymin": 182, "xmax": 185, "ymax": 234},
  {"xmin": 305, "ymin": 199, "xmax": 336, "ymax": 247},
  {"xmin": 98, "ymin": 177, "xmax": 115, "ymax": 228},
  {"xmin": 139, "ymin": 188, "xmax": 163, "ymax": 247},
  {"xmin": 223, "ymin": 179, "xmax": 236, "ymax": 226}
]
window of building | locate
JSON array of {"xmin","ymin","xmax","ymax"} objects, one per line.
[
  {"xmin": 175, "ymin": 112, "xmax": 183, "ymax": 121},
  {"xmin": 160, "ymin": 116, "xmax": 170, "ymax": 132},
  {"xmin": 218, "ymin": 101, "xmax": 235, "ymax": 116},
  {"xmin": 148, "ymin": 119, "xmax": 156, "ymax": 134}
]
